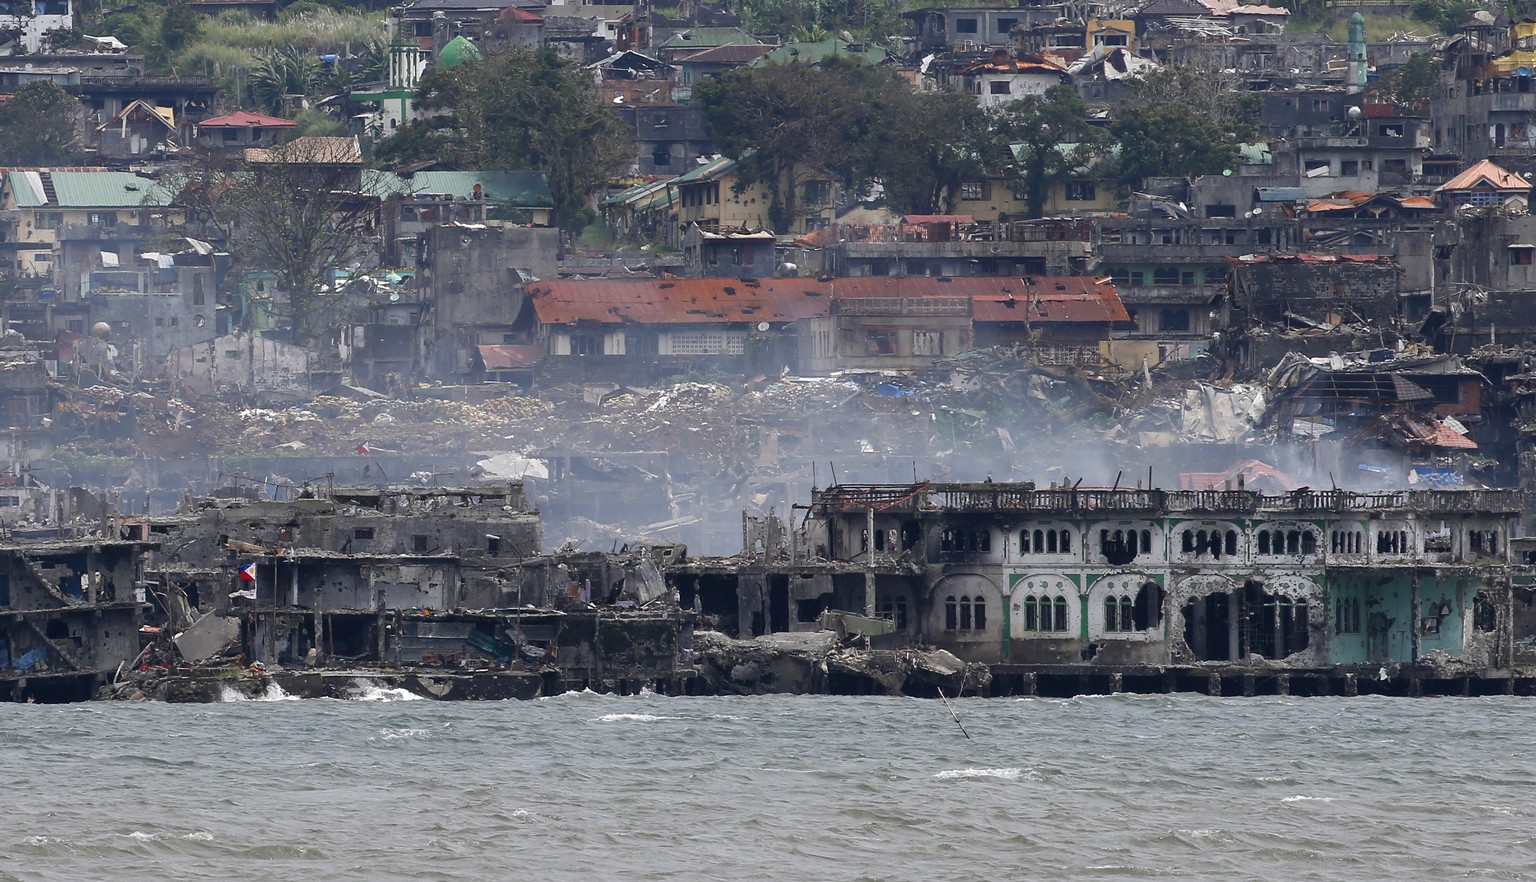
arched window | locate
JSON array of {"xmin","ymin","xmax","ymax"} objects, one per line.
[
  {"xmin": 1019, "ymin": 530, "xmax": 1031, "ymax": 553},
  {"xmin": 1140, "ymin": 529, "xmax": 1151, "ymax": 553},
  {"xmin": 972, "ymin": 597, "xmax": 987, "ymax": 631},
  {"xmin": 959, "ymin": 595, "xmax": 973, "ymax": 629},
  {"xmin": 1060, "ymin": 531, "xmax": 1071, "ymax": 553},
  {"xmin": 1301, "ymin": 531, "xmax": 1316, "ymax": 554},
  {"xmin": 1258, "ymin": 530, "xmax": 1271, "ymax": 554},
  {"xmin": 1105, "ymin": 594, "xmax": 1133, "ymax": 632},
  {"xmin": 1225, "ymin": 530, "xmax": 1238, "ymax": 557},
  {"xmin": 1047, "ymin": 530, "xmax": 1058, "ymax": 553},
  {"xmin": 945, "ymin": 595, "xmax": 958, "ymax": 630},
  {"xmin": 1033, "ymin": 529, "xmax": 1044, "ymax": 553},
  {"xmin": 978, "ymin": 531, "xmax": 991, "ymax": 553},
  {"xmin": 1181, "ymin": 530, "xmax": 1194, "ymax": 553},
  {"xmin": 1053, "ymin": 596, "xmax": 1069, "ymax": 632},
  {"xmin": 1022, "ymin": 595, "xmax": 1039, "ymax": 631}
]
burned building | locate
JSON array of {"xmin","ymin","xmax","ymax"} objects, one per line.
[
  {"xmin": 0, "ymin": 539, "xmax": 154, "ymax": 702},
  {"xmin": 677, "ymin": 482, "xmax": 1526, "ymax": 687}
]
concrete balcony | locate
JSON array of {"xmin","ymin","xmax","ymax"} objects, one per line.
[
  {"xmin": 1117, "ymin": 284, "xmax": 1225, "ymax": 305},
  {"xmin": 1491, "ymin": 92, "xmax": 1536, "ymax": 113}
]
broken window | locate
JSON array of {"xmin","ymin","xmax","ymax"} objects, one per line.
[
  {"xmin": 960, "ymin": 181, "xmax": 987, "ymax": 201},
  {"xmin": 1469, "ymin": 529, "xmax": 1501, "ymax": 557},
  {"xmin": 989, "ymin": 80, "xmax": 1010, "ymax": 95},
  {"xmin": 353, "ymin": 527, "xmax": 374, "ymax": 541},
  {"xmin": 1376, "ymin": 529, "xmax": 1411, "ymax": 555},
  {"xmin": 1133, "ymin": 582, "xmax": 1163, "ymax": 630},
  {"xmin": 864, "ymin": 331, "xmax": 896, "ymax": 355},
  {"xmin": 1335, "ymin": 596, "xmax": 1362, "ymax": 634},
  {"xmin": 1099, "ymin": 528, "xmax": 1140, "ymax": 565},
  {"xmin": 955, "ymin": 16, "xmax": 978, "ymax": 32},
  {"xmin": 1065, "ymin": 180, "xmax": 1096, "ymax": 201},
  {"xmin": 1474, "ymin": 592, "xmax": 1498, "ymax": 632},
  {"xmin": 877, "ymin": 594, "xmax": 908, "ymax": 629},
  {"xmin": 1331, "ymin": 529, "xmax": 1363, "ymax": 554},
  {"xmin": 412, "ymin": 534, "xmax": 429, "ymax": 553},
  {"xmin": 941, "ymin": 527, "xmax": 991, "ymax": 553}
]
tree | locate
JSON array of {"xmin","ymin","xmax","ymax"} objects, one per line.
[
  {"xmin": 1369, "ymin": 53, "xmax": 1437, "ymax": 110},
  {"xmin": 1110, "ymin": 66, "xmax": 1254, "ymax": 189},
  {"xmin": 168, "ymin": 139, "xmax": 383, "ymax": 346},
  {"xmin": 249, "ymin": 45, "xmax": 320, "ymax": 116},
  {"xmin": 699, "ymin": 60, "xmax": 876, "ymax": 231},
  {"xmin": 0, "ymin": 82, "xmax": 82, "ymax": 166},
  {"xmin": 375, "ymin": 47, "xmax": 629, "ymax": 230},
  {"xmin": 861, "ymin": 85, "xmax": 989, "ymax": 215},
  {"xmin": 994, "ymin": 84, "xmax": 1102, "ymax": 219}
]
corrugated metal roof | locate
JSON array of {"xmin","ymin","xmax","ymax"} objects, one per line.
[
  {"xmin": 478, "ymin": 343, "xmax": 541, "ymax": 369},
  {"xmin": 198, "ymin": 110, "xmax": 296, "ymax": 128},
  {"xmin": 7, "ymin": 170, "xmax": 174, "ymax": 208},
  {"xmin": 673, "ymin": 44, "xmax": 772, "ymax": 64},
  {"xmin": 529, "ymin": 276, "xmax": 1128, "ymax": 326},
  {"xmin": 1435, "ymin": 158, "xmax": 1532, "ymax": 193},
  {"xmin": 968, "ymin": 276, "xmax": 1130, "ymax": 324},
  {"xmin": 671, "ymin": 155, "xmax": 737, "ymax": 185},
  {"xmin": 528, "ymin": 278, "xmax": 832, "ymax": 325},
  {"xmin": 366, "ymin": 170, "xmax": 554, "ymax": 207}
]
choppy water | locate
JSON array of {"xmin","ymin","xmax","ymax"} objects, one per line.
[{"xmin": 2, "ymin": 691, "xmax": 1534, "ymax": 881}]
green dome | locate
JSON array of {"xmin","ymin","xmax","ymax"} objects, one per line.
[{"xmin": 437, "ymin": 35, "xmax": 482, "ymax": 70}]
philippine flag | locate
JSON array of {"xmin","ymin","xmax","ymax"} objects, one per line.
[{"xmin": 238, "ymin": 562, "xmax": 258, "ymax": 582}]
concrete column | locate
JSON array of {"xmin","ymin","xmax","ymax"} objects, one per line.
[
  {"xmin": 1227, "ymin": 590, "xmax": 1240, "ymax": 662},
  {"xmin": 1241, "ymin": 674, "xmax": 1255, "ymax": 697},
  {"xmin": 1207, "ymin": 672, "xmax": 1222, "ymax": 696},
  {"xmin": 1108, "ymin": 672, "xmax": 1123, "ymax": 694},
  {"xmin": 1019, "ymin": 672, "xmax": 1037, "ymax": 696},
  {"xmin": 1343, "ymin": 672, "xmax": 1358, "ymax": 696},
  {"xmin": 863, "ymin": 507, "xmax": 876, "ymax": 616},
  {"xmin": 1410, "ymin": 571, "xmax": 1422, "ymax": 661},
  {"xmin": 1276, "ymin": 673, "xmax": 1290, "ymax": 696}
]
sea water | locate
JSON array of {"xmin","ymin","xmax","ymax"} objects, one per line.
[{"xmin": 2, "ymin": 693, "xmax": 1533, "ymax": 881}]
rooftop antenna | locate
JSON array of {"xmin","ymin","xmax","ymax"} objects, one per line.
[{"xmin": 830, "ymin": 462, "xmax": 838, "ymax": 485}]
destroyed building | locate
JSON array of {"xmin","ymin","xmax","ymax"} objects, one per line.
[
  {"xmin": 675, "ymin": 482, "xmax": 1529, "ymax": 686},
  {"xmin": 0, "ymin": 538, "xmax": 155, "ymax": 702}
]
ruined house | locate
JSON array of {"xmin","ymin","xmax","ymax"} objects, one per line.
[{"xmin": 675, "ymin": 482, "xmax": 1525, "ymax": 681}]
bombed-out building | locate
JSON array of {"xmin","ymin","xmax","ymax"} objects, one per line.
[
  {"xmin": 0, "ymin": 539, "xmax": 154, "ymax": 702},
  {"xmin": 677, "ymin": 482, "xmax": 1528, "ymax": 686}
]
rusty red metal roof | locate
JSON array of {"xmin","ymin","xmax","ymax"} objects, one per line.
[
  {"xmin": 478, "ymin": 344, "xmax": 541, "ymax": 370},
  {"xmin": 971, "ymin": 276, "xmax": 1130, "ymax": 324},
  {"xmin": 526, "ymin": 278, "xmax": 833, "ymax": 325},
  {"xmin": 198, "ymin": 110, "xmax": 297, "ymax": 128},
  {"xmin": 528, "ymin": 276, "xmax": 1129, "ymax": 326}
]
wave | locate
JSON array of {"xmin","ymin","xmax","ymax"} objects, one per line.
[
  {"xmin": 932, "ymin": 767, "xmax": 1023, "ymax": 780},
  {"xmin": 347, "ymin": 678, "xmax": 424, "ymax": 702},
  {"xmin": 593, "ymin": 712, "xmax": 673, "ymax": 723},
  {"xmin": 217, "ymin": 681, "xmax": 299, "ymax": 702},
  {"xmin": 1281, "ymin": 795, "xmax": 1337, "ymax": 803}
]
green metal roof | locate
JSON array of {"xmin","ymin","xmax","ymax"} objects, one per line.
[
  {"xmin": 7, "ymin": 170, "xmax": 175, "ymax": 208},
  {"xmin": 670, "ymin": 155, "xmax": 738, "ymax": 185},
  {"xmin": 602, "ymin": 176, "xmax": 673, "ymax": 207},
  {"xmin": 751, "ymin": 38, "xmax": 889, "ymax": 67},
  {"xmin": 365, "ymin": 170, "xmax": 555, "ymax": 207},
  {"xmin": 657, "ymin": 27, "xmax": 760, "ymax": 49}
]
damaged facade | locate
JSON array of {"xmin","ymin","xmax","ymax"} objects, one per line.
[{"xmin": 675, "ymin": 482, "xmax": 1533, "ymax": 694}]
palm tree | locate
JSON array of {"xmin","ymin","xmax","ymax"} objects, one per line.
[{"xmin": 249, "ymin": 45, "xmax": 320, "ymax": 116}]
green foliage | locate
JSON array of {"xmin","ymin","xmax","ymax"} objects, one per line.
[
  {"xmin": 291, "ymin": 107, "xmax": 345, "ymax": 136},
  {"xmin": 700, "ymin": 61, "xmax": 998, "ymax": 220},
  {"xmin": 1112, "ymin": 104, "xmax": 1241, "ymax": 188},
  {"xmin": 994, "ymin": 84, "xmax": 1102, "ymax": 219},
  {"xmin": 161, "ymin": 0, "xmax": 204, "ymax": 55},
  {"xmin": 1368, "ymin": 52, "xmax": 1438, "ymax": 108},
  {"xmin": 1110, "ymin": 66, "xmax": 1252, "ymax": 189},
  {"xmin": 248, "ymin": 45, "xmax": 320, "ymax": 115},
  {"xmin": 577, "ymin": 220, "xmax": 614, "ymax": 248},
  {"xmin": 376, "ymin": 47, "xmax": 629, "ymax": 230},
  {"xmin": 0, "ymin": 82, "xmax": 81, "ymax": 166},
  {"xmin": 1410, "ymin": 0, "xmax": 1479, "ymax": 34},
  {"xmin": 739, "ymin": 0, "xmax": 902, "ymax": 43}
]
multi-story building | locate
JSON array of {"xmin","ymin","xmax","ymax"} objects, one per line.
[{"xmin": 678, "ymin": 483, "xmax": 1525, "ymax": 676}]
